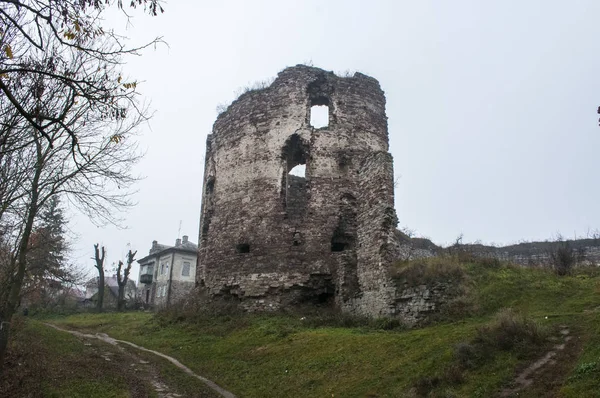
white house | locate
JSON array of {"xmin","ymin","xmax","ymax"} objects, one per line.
[{"xmin": 137, "ymin": 235, "xmax": 197, "ymax": 307}]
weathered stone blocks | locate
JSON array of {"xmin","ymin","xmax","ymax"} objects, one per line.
[{"xmin": 197, "ymin": 65, "xmax": 399, "ymax": 317}]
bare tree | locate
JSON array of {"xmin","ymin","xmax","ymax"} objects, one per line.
[
  {"xmin": 116, "ymin": 249, "xmax": 136, "ymax": 311},
  {"xmin": 0, "ymin": 0, "xmax": 162, "ymax": 374},
  {"xmin": 92, "ymin": 244, "xmax": 106, "ymax": 312},
  {"xmin": 0, "ymin": 0, "xmax": 163, "ymax": 150}
]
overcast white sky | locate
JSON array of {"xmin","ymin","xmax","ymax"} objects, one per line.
[{"xmin": 68, "ymin": 0, "xmax": 600, "ymax": 281}]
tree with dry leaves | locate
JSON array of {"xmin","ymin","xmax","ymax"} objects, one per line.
[{"xmin": 0, "ymin": 0, "xmax": 163, "ymax": 374}]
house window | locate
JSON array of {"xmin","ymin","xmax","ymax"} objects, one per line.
[
  {"xmin": 160, "ymin": 261, "xmax": 169, "ymax": 275},
  {"xmin": 182, "ymin": 262, "xmax": 191, "ymax": 277}
]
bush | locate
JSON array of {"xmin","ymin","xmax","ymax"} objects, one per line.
[
  {"xmin": 454, "ymin": 342, "xmax": 478, "ymax": 369},
  {"xmin": 413, "ymin": 375, "xmax": 441, "ymax": 397},
  {"xmin": 474, "ymin": 308, "xmax": 548, "ymax": 352},
  {"xmin": 549, "ymin": 240, "xmax": 578, "ymax": 276}
]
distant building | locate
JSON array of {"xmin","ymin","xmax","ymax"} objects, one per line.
[
  {"xmin": 84, "ymin": 276, "xmax": 137, "ymax": 309},
  {"xmin": 137, "ymin": 235, "xmax": 198, "ymax": 307}
]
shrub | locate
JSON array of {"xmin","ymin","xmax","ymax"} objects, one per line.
[
  {"xmin": 477, "ymin": 256, "xmax": 501, "ymax": 268},
  {"xmin": 454, "ymin": 342, "xmax": 478, "ymax": 369},
  {"xmin": 549, "ymin": 240, "xmax": 577, "ymax": 276},
  {"xmin": 474, "ymin": 308, "xmax": 548, "ymax": 352},
  {"xmin": 413, "ymin": 375, "xmax": 441, "ymax": 397}
]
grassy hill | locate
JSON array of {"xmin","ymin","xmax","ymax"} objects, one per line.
[{"xmin": 3, "ymin": 257, "xmax": 600, "ymax": 397}]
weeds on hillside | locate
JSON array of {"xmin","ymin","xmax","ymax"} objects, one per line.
[
  {"xmin": 154, "ymin": 293, "xmax": 250, "ymax": 336},
  {"xmin": 547, "ymin": 236, "xmax": 587, "ymax": 276},
  {"xmin": 413, "ymin": 308, "xmax": 549, "ymax": 397},
  {"xmin": 285, "ymin": 305, "xmax": 407, "ymax": 330},
  {"xmin": 473, "ymin": 308, "xmax": 548, "ymax": 353},
  {"xmin": 391, "ymin": 256, "xmax": 467, "ymax": 286},
  {"xmin": 156, "ymin": 292, "xmax": 408, "ymax": 333}
]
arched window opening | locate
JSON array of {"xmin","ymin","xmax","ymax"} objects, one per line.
[
  {"xmin": 310, "ymin": 105, "xmax": 329, "ymax": 128},
  {"xmin": 331, "ymin": 194, "xmax": 357, "ymax": 252},
  {"xmin": 331, "ymin": 231, "xmax": 353, "ymax": 252},
  {"xmin": 289, "ymin": 164, "xmax": 306, "ymax": 178},
  {"xmin": 282, "ymin": 134, "xmax": 309, "ymax": 219}
]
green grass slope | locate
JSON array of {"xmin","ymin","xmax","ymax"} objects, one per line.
[{"xmin": 27, "ymin": 260, "xmax": 600, "ymax": 397}]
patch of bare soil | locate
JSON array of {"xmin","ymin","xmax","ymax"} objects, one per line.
[
  {"xmin": 45, "ymin": 323, "xmax": 235, "ymax": 398},
  {"xmin": 1, "ymin": 317, "xmax": 156, "ymax": 397},
  {"xmin": 500, "ymin": 325, "xmax": 582, "ymax": 398}
]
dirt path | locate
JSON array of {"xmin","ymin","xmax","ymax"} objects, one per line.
[
  {"xmin": 500, "ymin": 325, "xmax": 573, "ymax": 397},
  {"xmin": 45, "ymin": 323, "xmax": 236, "ymax": 398}
]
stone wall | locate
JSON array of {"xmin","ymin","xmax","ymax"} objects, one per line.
[
  {"xmin": 393, "ymin": 281, "xmax": 457, "ymax": 326},
  {"xmin": 197, "ymin": 65, "xmax": 399, "ymax": 316}
]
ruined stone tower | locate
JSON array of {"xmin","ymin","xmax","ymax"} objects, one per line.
[{"xmin": 197, "ymin": 65, "xmax": 399, "ymax": 317}]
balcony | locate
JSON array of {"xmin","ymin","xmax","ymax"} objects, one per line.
[{"xmin": 140, "ymin": 273, "xmax": 153, "ymax": 284}]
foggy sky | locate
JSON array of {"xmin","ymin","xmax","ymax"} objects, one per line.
[{"xmin": 69, "ymin": 0, "xmax": 600, "ymax": 282}]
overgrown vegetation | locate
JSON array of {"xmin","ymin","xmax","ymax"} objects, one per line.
[
  {"xmin": 21, "ymin": 258, "xmax": 595, "ymax": 398},
  {"xmin": 391, "ymin": 256, "xmax": 467, "ymax": 286},
  {"xmin": 547, "ymin": 236, "xmax": 588, "ymax": 276},
  {"xmin": 216, "ymin": 77, "xmax": 276, "ymax": 116},
  {"xmin": 414, "ymin": 308, "xmax": 550, "ymax": 396}
]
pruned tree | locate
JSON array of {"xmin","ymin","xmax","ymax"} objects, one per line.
[
  {"xmin": 116, "ymin": 249, "xmax": 136, "ymax": 311},
  {"xmin": 92, "ymin": 243, "xmax": 106, "ymax": 312}
]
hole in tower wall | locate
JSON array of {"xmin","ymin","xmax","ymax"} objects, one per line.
[
  {"xmin": 331, "ymin": 234, "xmax": 353, "ymax": 252},
  {"xmin": 310, "ymin": 105, "xmax": 329, "ymax": 128},
  {"xmin": 289, "ymin": 164, "xmax": 306, "ymax": 178},
  {"xmin": 282, "ymin": 134, "xmax": 309, "ymax": 219},
  {"xmin": 331, "ymin": 194, "xmax": 357, "ymax": 252},
  {"xmin": 286, "ymin": 167, "xmax": 308, "ymax": 219},
  {"xmin": 236, "ymin": 243, "xmax": 250, "ymax": 253},
  {"xmin": 206, "ymin": 178, "xmax": 215, "ymax": 194},
  {"xmin": 202, "ymin": 177, "xmax": 215, "ymax": 238}
]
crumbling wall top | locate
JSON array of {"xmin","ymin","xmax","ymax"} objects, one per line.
[{"xmin": 212, "ymin": 65, "xmax": 388, "ymax": 147}]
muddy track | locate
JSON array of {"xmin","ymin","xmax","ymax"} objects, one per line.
[
  {"xmin": 44, "ymin": 323, "xmax": 236, "ymax": 398},
  {"xmin": 500, "ymin": 325, "xmax": 573, "ymax": 397}
]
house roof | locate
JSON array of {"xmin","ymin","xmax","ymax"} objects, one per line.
[
  {"xmin": 85, "ymin": 276, "xmax": 136, "ymax": 296},
  {"xmin": 137, "ymin": 237, "xmax": 198, "ymax": 264}
]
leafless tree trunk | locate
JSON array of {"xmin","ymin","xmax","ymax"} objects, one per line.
[
  {"xmin": 93, "ymin": 244, "xmax": 106, "ymax": 312},
  {"xmin": 0, "ymin": 131, "xmax": 43, "ymax": 372},
  {"xmin": 0, "ymin": 0, "xmax": 162, "ymax": 375},
  {"xmin": 116, "ymin": 249, "xmax": 136, "ymax": 311}
]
